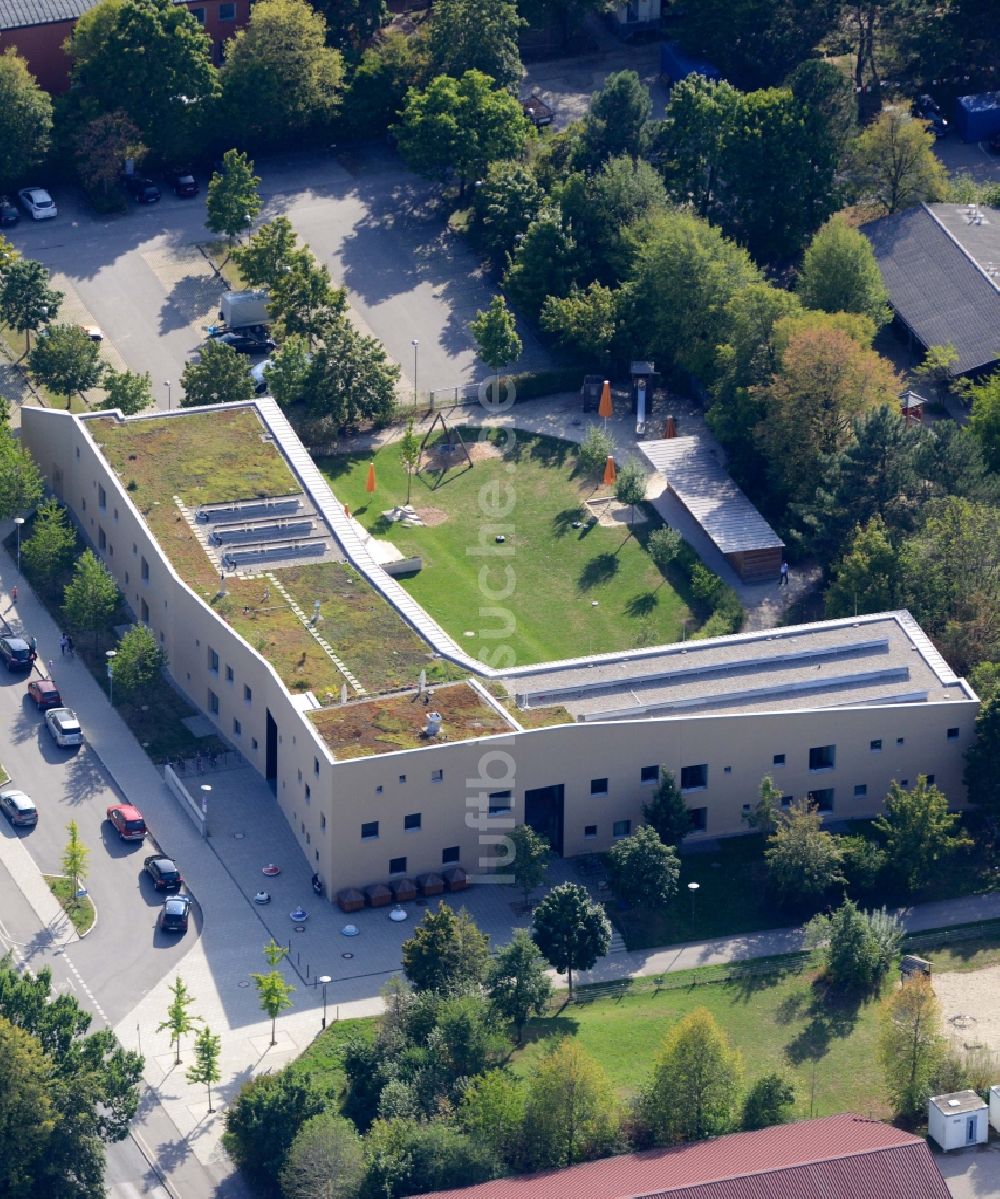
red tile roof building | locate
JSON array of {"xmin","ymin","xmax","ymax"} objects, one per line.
[{"xmin": 415, "ymin": 1114, "xmax": 950, "ymax": 1199}]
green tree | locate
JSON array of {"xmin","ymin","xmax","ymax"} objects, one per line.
[
  {"xmin": 607, "ymin": 825, "xmax": 679, "ymax": 909},
  {"xmin": 62, "ymin": 819, "xmax": 89, "ymax": 896},
  {"xmin": 205, "ymin": 149, "xmax": 262, "ymax": 250},
  {"xmin": 523, "ymin": 1039, "xmax": 618, "ymax": 1169},
  {"xmin": 965, "ymin": 695, "xmax": 1000, "ymax": 824},
  {"xmin": 401, "ymin": 903, "xmax": 490, "ymax": 994},
  {"xmin": 741, "ymin": 1073, "xmax": 795, "ymax": 1130},
  {"xmin": 22, "ymin": 498, "xmax": 76, "ymax": 586},
  {"xmin": 73, "ymin": 110, "xmax": 146, "ymax": 200},
  {"xmin": 66, "ymin": 0, "xmax": 218, "ymax": 161},
  {"xmin": 268, "ymin": 248, "xmax": 345, "ymax": 345},
  {"xmin": 486, "ymin": 928, "xmax": 551, "ymax": 1043},
  {"xmin": 280, "ymin": 1112, "xmax": 365, "ymax": 1199},
  {"xmin": 743, "ymin": 775, "xmax": 784, "ymax": 834},
  {"xmin": 223, "ymin": 1070, "xmax": 325, "ymax": 1191},
  {"xmin": 642, "ymin": 1007, "xmax": 743, "ymax": 1143},
  {"xmin": 341, "ymin": 28, "xmax": 430, "ymax": 139},
  {"xmin": 232, "ymin": 217, "xmax": 300, "ymax": 289},
  {"xmin": 157, "ymin": 976, "xmax": 201, "ymax": 1066},
  {"xmin": 0, "ymin": 258, "xmax": 63, "ymax": 353},
  {"xmin": 395, "ymin": 70, "xmax": 531, "ymax": 198},
  {"xmin": 796, "ymin": 215, "xmax": 890, "ymax": 327},
  {"xmin": 28, "ymin": 324, "xmax": 105, "ymax": 407},
  {"xmin": 63, "ymin": 549, "xmax": 119, "ymax": 648},
  {"xmin": 575, "ymin": 423, "xmax": 615, "ymax": 480},
  {"xmin": 0, "ymin": 48, "xmax": 53, "ymax": 189},
  {"xmin": 472, "ymin": 159, "xmax": 543, "ymax": 266},
  {"xmin": 874, "ymin": 776, "xmax": 972, "ymax": 892},
  {"xmin": 764, "ymin": 800, "xmax": 845, "ymax": 904},
  {"xmin": 111, "ymin": 624, "xmax": 166, "ymax": 701},
  {"xmin": 362, "ymin": 1117, "xmax": 494, "ymax": 1197},
  {"xmin": 576, "ymin": 69, "xmax": 651, "ymax": 168},
  {"xmin": 505, "ymin": 822, "xmax": 550, "ymax": 908},
  {"xmin": 878, "ymin": 974, "xmax": 946, "ymax": 1119},
  {"xmin": 252, "ymin": 963, "xmax": 295, "ymax": 1047},
  {"xmin": 180, "ymin": 338, "xmax": 256, "ymax": 407},
  {"xmin": 656, "ymin": 74, "xmax": 741, "ymax": 217},
  {"xmin": 262, "ymin": 334, "xmax": 311, "ymax": 408},
  {"xmin": 457, "ymin": 1069, "xmax": 526, "ymax": 1171},
  {"xmin": 429, "ymin": 0, "xmax": 522, "ymax": 92},
  {"xmin": 969, "ymin": 371, "xmax": 1000, "ymax": 475},
  {"xmin": 0, "ymin": 1015, "xmax": 57, "ymax": 1198},
  {"xmin": 398, "ymin": 416, "xmax": 420, "ymax": 504},
  {"xmin": 647, "ymin": 525, "xmax": 683, "ymax": 575},
  {"xmin": 613, "ymin": 459, "xmax": 646, "ymax": 529},
  {"xmin": 805, "ymin": 899, "xmax": 902, "ymax": 992},
  {"xmin": 99, "ymin": 368, "xmax": 153, "ymax": 415},
  {"xmin": 503, "ymin": 209, "xmax": 579, "ymax": 319},
  {"xmin": 300, "ymin": 312, "xmax": 399, "ymax": 432},
  {"xmin": 471, "ymin": 293, "xmax": 521, "ymax": 403},
  {"xmin": 220, "ymin": 0, "xmax": 343, "ymax": 147},
  {"xmin": 0, "ymin": 429, "xmax": 44, "ymax": 521},
  {"xmin": 314, "ymin": 0, "xmax": 386, "ymax": 51},
  {"xmin": 824, "ymin": 516, "xmax": 900, "ymax": 619},
  {"xmin": 531, "ymin": 881, "xmax": 611, "ymax": 993},
  {"xmin": 968, "ymin": 662, "xmax": 1000, "ymax": 706},
  {"xmin": 643, "ymin": 769, "xmax": 691, "ymax": 847},
  {"xmin": 186, "ymin": 1025, "xmax": 221, "ymax": 1112},
  {"xmin": 541, "ymin": 282, "xmax": 622, "ymax": 361},
  {"xmin": 850, "ymin": 108, "xmax": 948, "ymax": 215},
  {"xmin": 913, "ymin": 342, "xmax": 959, "ymax": 388}
]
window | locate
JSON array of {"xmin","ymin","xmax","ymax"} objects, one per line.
[
  {"xmin": 640, "ymin": 765, "xmax": 658, "ymax": 785},
  {"xmin": 773, "ymin": 753, "xmax": 786, "ymax": 766},
  {"xmin": 442, "ymin": 845, "xmax": 460, "ymax": 864},
  {"xmin": 723, "ymin": 765, "xmax": 732, "ymax": 774},
  {"xmin": 584, "ymin": 824, "xmax": 598, "ymax": 838},
  {"xmin": 612, "ymin": 819, "xmax": 631, "ymax": 838},
  {"xmin": 233, "ymin": 718, "xmax": 242, "ymax": 736},
  {"xmin": 304, "ymin": 784, "xmax": 311, "ymax": 801},
  {"xmin": 781, "ymin": 795, "xmax": 793, "ymax": 808},
  {"xmin": 98, "ymin": 527, "xmax": 106, "ymax": 550},
  {"xmin": 404, "ymin": 812, "xmax": 421, "ymax": 831},
  {"xmin": 853, "ymin": 784, "xmax": 868, "ymax": 798},
  {"xmin": 488, "ymin": 790, "xmax": 512, "ymax": 814},
  {"xmin": 681, "ymin": 763, "xmax": 708, "ymax": 791},
  {"xmin": 689, "ymin": 807, "xmax": 708, "ymax": 832},
  {"xmin": 208, "ymin": 689, "xmax": 219, "ymax": 715},
  {"xmin": 314, "ymin": 757, "xmax": 320, "ymax": 776},
  {"xmin": 947, "ymin": 728, "xmax": 960, "ymax": 741},
  {"xmin": 140, "ymin": 598, "xmax": 149, "ymax": 622},
  {"xmin": 190, "ymin": 5, "xmax": 205, "ymax": 19},
  {"xmin": 896, "ymin": 737, "xmax": 906, "ymax": 746},
  {"xmin": 361, "ymin": 821, "xmax": 379, "ymax": 840},
  {"xmin": 398, "ymin": 774, "xmax": 407, "ymax": 784},
  {"xmin": 900, "ymin": 779, "xmax": 909, "ymax": 788},
  {"xmin": 132, "ymin": 543, "xmax": 138, "ymax": 556},
  {"xmin": 870, "ymin": 739, "xmax": 882, "ymax": 752},
  {"xmin": 375, "ymin": 785, "xmax": 383, "ymax": 796},
  {"xmin": 98, "ymin": 485, "xmax": 106, "ymax": 510},
  {"xmin": 141, "ymin": 556, "xmax": 149, "ymax": 581},
  {"xmin": 320, "ymin": 813, "xmax": 326, "ymax": 829},
  {"xmin": 590, "ymin": 778, "xmax": 609, "ymax": 796},
  {"xmin": 244, "ymin": 684, "xmax": 252, "ymax": 704},
  {"xmin": 389, "ymin": 857, "xmax": 407, "ymax": 875},
  {"xmin": 251, "ymin": 736, "xmax": 258, "ymax": 751},
  {"xmin": 927, "ymin": 774, "xmax": 935, "ymax": 785},
  {"xmin": 219, "ymin": 1, "xmax": 235, "ymax": 18},
  {"xmin": 742, "ymin": 803, "xmax": 751, "ymax": 816},
  {"xmin": 809, "ymin": 788, "xmax": 834, "ymax": 812},
  {"xmin": 225, "ymin": 664, "xmax": 234, "ymax": 684},
  {"xmin": 431, "ymin": 769, "xmax": 443, "ymax": 783},
  {"xmin": 208, "ymin": 647, "xmax": 219, "ymax": 674},
  {"xmin": 113, "ymin": 508, "xmax": 118, "ymax": 521},
  {"xmin": 809, "ymin": 745, "xmax": 836, "ymax": 771}
]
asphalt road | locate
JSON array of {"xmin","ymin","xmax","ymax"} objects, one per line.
[{"xmin": 6, "ymin": 147, "xmax": 552, "ymax": 406}]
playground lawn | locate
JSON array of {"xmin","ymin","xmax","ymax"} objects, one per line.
[{"xmin": 319, "ymin": 431, "xmax": 699, "ymax": 666}]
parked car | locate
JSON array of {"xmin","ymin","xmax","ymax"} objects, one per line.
[
  {"xmin": 27, "ymin": 679, "xmax": 62, "ymax": 710},
  {"xmin": 164, "ymin": 168, "xmax": 199, "ymax": 197},
  {"xmin": 0, "ymin": 196, "xmax": 19, "ymax": 227},
  {"xmin": 211, "ymin": 328, "xmax": 276, "ymax": 355},
  {"xmin": 45, "ymin": 707, "xmax": 83, "ymax": 747},
  {"xmin": 0, "ymin": 788, "xmax": 37, "ymax": 827},
  {"xmin": 913, "ymin": 94, "xmax": 948, "ymax": 137},
  {"xmin": 159, "ymin": 894, "xmax": 191, "ymax": 933},
  {"xmin": 124, "ymin": 176, "xmax": 161, "ymax": 204},
  {"xmin": 0, "ymin": 635, "xmax": 33, "ymax": 672},
  {"xmin": 79, "ymin": 324, "xmax": 104, "ymax": 342},
  {"xmin": 144, "ymin": 854, "xmax": 183, "ymax": 891},
  {"xmin": 107, "ymin": 803, "xmax": 147, "ymax": 841},
  {"xmin": 18, "ymin": 187, "xmax": 57, "ymax": 220}
]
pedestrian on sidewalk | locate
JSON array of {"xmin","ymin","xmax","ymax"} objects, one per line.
[
  {"xmin": 10, "ymin": 584, "xmax": 16, "ymax": 604},
  {"xmin": 59, "ymin": 634, "xmax": 68, "ymax": 656},
  {"xmin": 779, "ymin": 561, "xmax": 789, "ymax": 587},
  {"xmin": 65, "ymin": 634, "xmax": 74, "ymax": 657}
]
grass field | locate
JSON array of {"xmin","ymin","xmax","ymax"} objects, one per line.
[{"xmin": 318, "ymin": 430, "xmax": 700, "ymax": 666}]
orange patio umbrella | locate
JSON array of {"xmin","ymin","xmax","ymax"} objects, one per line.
[
  {"xmin": 603, "ymin": 455, "xmax": 617, "ymax": 487},
  {"xmin": 598, "ymin": 379, "xmax": 613, "ymax": 420},
  {"xmin": 365, "ymin": 462, "xmax": 377, "ymax": 494}
]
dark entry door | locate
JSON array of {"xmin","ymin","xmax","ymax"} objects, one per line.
[
  {"xmin": 265, "ymin": 708, "xmax": 278, "ymax": 792},
  {"xmin": 524, "ymin": 784, "xmax": 564, "ymax": 856}
]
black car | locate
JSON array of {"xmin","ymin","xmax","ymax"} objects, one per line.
[
  {"xmin": 0, "ymin": 636, "xmax": 33, "ymax": 672},
  {"xmin": 212, "ymin": 329, "xmax": 276, "ymax": 355},
  {"xmin": 159, "ymin": 894, "xmax": 191, "ymax": 933},
  {"xmin": 144, "ymin": 854, "xmax": 183, "ymax": 891},
  {"xmin": 0, "ymin": 196, "xmax": 18, "ymax": 227},
  {"xmin": 913, "ymin": 94, "xmax": 948, "ymax": 137},
  {"xmin": 165, "ymin": 168, "xmax": 199, "ymax": 198},
  {"xmin": 125, "ymin": 176, "xmax": 162, "ymax": 204}
]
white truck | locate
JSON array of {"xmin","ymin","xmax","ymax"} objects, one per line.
[{"xmin": 218, "ymin": 289, "xmax": 271, "ymax": 330}]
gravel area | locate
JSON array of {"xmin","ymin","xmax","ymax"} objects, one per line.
[{"xmin": 934, "ymin": 965, "xmax": 1000, "ymax": 1056}]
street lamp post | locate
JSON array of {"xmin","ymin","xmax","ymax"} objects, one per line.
[
  {"xmin": 14, "ymin": 516, "xmax": 24, "ymax": 573},
  {"xmin": 318, "ymin": 974, "xmax": 332, "ymax": 1028},
  {"xmin": 411, "ymin": 339, "xmax": 419, "ymax": 408},
  {"xmin": 688, "ymin": 880, "xmax": 700, "ymax": 922},
  {"xmin": 165, "ymin": 380, "xmax": 172, "ymax": 411},
  {"xmin": 200, "ymin": 784, "xmax": 211, "ymax": 840},
  {"xmin": 105, "ymin": 649, "xmax": 117, "ymax": 706}
]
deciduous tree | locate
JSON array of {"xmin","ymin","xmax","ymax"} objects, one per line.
[
  {"xmin": 429, "ymin": 0, "xmax": 523, "ymax": 92},
  {"xmin": 531, "ymin": 882, "xmax": 611, "ymax": 993},
  {"xmin": 824, "ymin": 516, "xmax": 900, "ymax": 618},
  {"xmin": 301, "ymin": 312, "xmax": 399, "ymax": 431},
  {"xmin": 268, "ymin": 248, "xmax": 345, "ymax": 345},
  {"xmin": 401, "ymin": 903, "xmax": 490, "ymax": 994},
  {"xmin": 186, "ymin": 1025, "xmax": 221, "ymax": 1112},
  {"xmin": 796, "ymin": 215, "xmax": 890, "ymax": 327},
  {"xmin": 0, "ymin": 48, "xmax": 53, "ymax": 189},
  {"xmin": 73, "ymin": 110, "xmax": 145, "ymax": 199},
  {"xmin": 486, "ymin": 929, "xmax": 551, "ymax": 1042},
  {"xmin": 743, "ymin": 775, "xmax": 783, "ymax": 834},
  {"xmin": 805, "ymin": 899, "xmax": 902, "ymax": 992},
  {"xmin": 576, "ymin": 70, "xmax": 651, "ymax": 168},
  {"xmin": 523, "ymin": 1039, "xmax": 618, "ymax": 1169},
  {"xmin": 874, "ymin": 776, "xmax": 972, "ymax": 892},
  {"xmin": 205, "ymin": 149, "xmax": 262, "ymax": 248},
  {"xmin": 0, "ymin": 1016, "xmax": 57, "ymax": 1197},
  {"xmin": 764, "ymin": 800, "xmax": 845, "ymax": 904},
  {"xmin": 505, "ymin": 822, "xmax": 550, "ymax": 908},
  {"xmin": 341, "ymin": 28, "xmax": 430, "ymax": 138},
  {"xmin": 363, "ymin": 1117, "xmax": 494, "ymax": 1197},
  {"xmin": 472, "ymin": 159, "xmax": 543, "ymax": 266},
  {"xmin": 111, "ymin": 624, "xmax": 166, "ymax": 700},
  {"xmin": 643, "ymin": 769, "xmax": 691, "ymax": 847},
  {"xmin": 741, "ymin": 1073, "xmax": 795, "ymax": 1130},
  {"xmin": 457, "ymin": 1069, "xmax": 526, "ymax": 1171},
  {"xmin": 879, "ymin": 974, "xmax": 946, "ymax": 1118},
  {"xmin": 398, "ymin": 416, "xmax": 420, "ymax": 504},
  {"xmin": 99, "ymin": 368, "xmax": 153, "ymax": 415},
  {"xmin": 849, "ymin": 108, "xmax": 947, "ymax": 215},
  {"xmin": 280, "ymin": 1112, "xmax": 365, "ymax": 1199},
  {"xmin": 232, "ymin": 217, "xmax": 300, "ymax": 289},
  {"xmin": 22, "ymin": 498, "xmax": 75, "ymax": 585},
  {"xmin": 0, "ymin": 258, "xmax": 63, "ymax": 353},
  {"xmin": 63, "ymin": 549, "xmax": 119, "ymax": 647},
  {"xmin": 62, "ymin": 819, "xmax": 89, "ymax": 896},
  {"xmin": 0, "ymin": 429, "xmax": 44, "ymax": 520},
  {"xmin": 28, "ymin": 324, "xmax": 105, "ymax": 407},
  {"xmin": 224, "ymin": 1070, "xmax": 326, "ymax": 1190},
  {"xmin": 252, "ymin": 944, "xmax": 295, "ymax": 1046},
  {"xmin": 969, "ymin": 370, "xmax": 1000, "ymax": 475},
  {"xmin": 965, "ymin": 696, "xmax": 1000, "ymax": 825},
  {"xmin": 180, "ymin": 338, "xmax": 256, "ymax": 407},
  {"xmin": 541, "ymin": 283, "xmax": 621, "ymax": 361},
  {"xmin": 607, "ymin": 825, "xmax": 679, "ymax": 909},
  {"xmin": 613, "ymin": 460, "xmax": 646, "ymax": 529},
  {"xmin": 471, "ymin": 293, "xmax": 521, "ymax": 403},
  {"xmin": 158, "ymin": 976, "xmax": 201, "ymax": 1066},
  {"xmin": 313, "ymin": 0, "xmax": 386, "ymax": 52},
  {"xmin": 503, "ymin": 209, "xmax": 578, "ymax": 319}
]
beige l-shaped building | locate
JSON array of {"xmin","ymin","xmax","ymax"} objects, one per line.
[{"xmin": 21, "ymin": 402, "xmax": 979, "ymax": 895}]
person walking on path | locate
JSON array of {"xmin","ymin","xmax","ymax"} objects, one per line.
[
  {"xmin": 65, "ymin": 634, "xmax": 74, "ymax": 657},
  {"xmin": 59, "ymin": 634, "xmax": 68, "ymax": 656},
  {"xmin": 779, "ymin": 561, "xmax": 789, "ymax": 587},
  {"xmin": 10, "ymin": 584, "xmax": 17, "ymax": 604}
]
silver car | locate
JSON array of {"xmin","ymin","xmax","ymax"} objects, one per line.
[
  {"xmin": 0, "ymin": 788, "xmax": 37, "ymax": 826},
  {"xmin": 45, "ymin": 707, "xmax": 83, "ymax": 747},
  {"xmin": 18, "ymin": 187, "xmax": 57, "ymax": 220}
]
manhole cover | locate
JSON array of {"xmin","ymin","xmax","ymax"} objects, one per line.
[
  {"xmin": 342, "ymin": 952, "xmax": 354, "ymax": 959},
  {"xmin": 295, "ymin": 925, "xmax": 306, "ymax": 933},
  {"xmin": 238, "ymin": 981, "xmax": 250, "ymax": 988},
  {"xmin": 234, "ymin": 832, "xmax": 245, "ymax": 840}
]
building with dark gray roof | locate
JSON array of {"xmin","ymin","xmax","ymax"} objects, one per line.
[{"xmin": 861, "ymin": 202, "xmax": 1000, "ymax": 377}]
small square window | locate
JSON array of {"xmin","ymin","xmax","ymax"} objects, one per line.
[
  {"xmin": 488, "ymin": 790, "xmax": 512, "ymax": 814},
  {"xmin": 584, "ymin": 824, "xmax": 598, "ymax": 838},
  {"xmin": 590, "ymin": 777, "xmax": 609, "ymax": 796},
  {"xmin": 442, "ymin": 845, "xmax": 460, "ymax": 864},
  {"xmin": 723, "ymin": 765, "xmax": 732, "ymax": 774},
  {"xmin": 773, "ymin": 753, "xmax": 786, "ymax": 766},
  {"xmin": 225, "ymin": 664, "xmax": 234, "ymax": 683},
  {"xmin": 389, "ymin": 856, "xmax": 407, "ymax": 875},
  {"xmin": 781, "ymin": 795, "xmax": 793, "ymax": 808},
  {"xmin": 405, "ymin": 812, "xmax": 421, "ymax": 831},
  {"xmin": 681, "ymin": 764, "xmax": 708, "ymax": 791},
  {"xmin": 399, "ymin": 774, "xmax": 407, "ymax": 784},
  {"xmin": 244, "ymin": 684, "xmax": 252, "ymax": 704},
  {"xmin": 853, "ymin": 784, "xmax": 868, "ymax": 798},
  {"xmin": 233, "ymin": 717, "xmax": 241, "ymax": 736},
  {"xmin": 926, "ymin": 774, "xmax": 935, "ymax": 785},
  {"xmin": 689, "ymin": 807, "xmax": 708, "ymax": 832},
  {"xmin": 870, "ymin": 739, "xmax": 882, "ymax": 752},
  {"xmin": 208, "ymin": 689, "xmax": 219, "ymax": 715},
  {"xmin": 947, "ymin": 727, "xmax": 959, "ymax": 741},
  {"xmin": 190, "ymin": 4, "xmax": 205, "ymax": 19},
  {"xmin": 640, "ymin": 765, "xmax": 658, "ymax": 785},
  {"xmin": 219, "ymin": 1, "xmax": 235, "ymax": 18},
  {"xmin": 612, "ymin": 819, "xmax": 631, "ymax": 838},
  {"xmin": 896, "ymin": 737, "xmax": 905, "ymax": 746},
  {"xmin": 431, "ymin": 769, "xmax": 443, "ymax": 783},
  {"xmin": 809, "ymin": 745, "xmax": 836, "ymax": 771},
  {"xmin": 208, "ymin": 647, "xmax": 219, "ymax": 674},
  {"xmin": 361, "ymin": 821, "xmax": 379, "ymax": 840},
  {"xmin": 375, "ymin": 785, "xmax": 383, "ymax": 796},
  {"xmin": 809, "ymin": 788, "xmax": 834, "ymax": 813},
  {"xmin": 742, "ymin": 803, "xmax": 751, "ymax": 815},
  {"xmin": 900, "ymin": 779, "xmax": 909, "ymax": 788}
]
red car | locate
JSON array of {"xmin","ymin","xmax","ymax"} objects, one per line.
[
  {"xmin": 107, "ymin": 803, "xmax": 147, "ymax": 841},
  {"xmin": 27, "ymin": 679, "xmax": 62, "ymax": 710}
]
